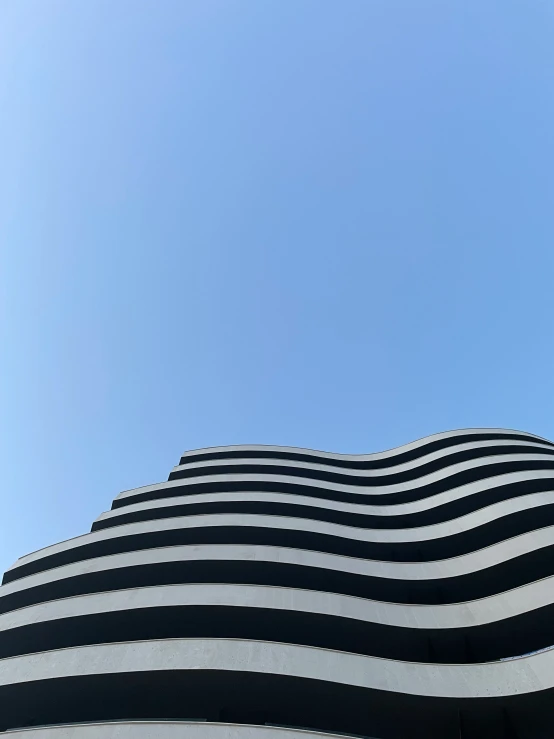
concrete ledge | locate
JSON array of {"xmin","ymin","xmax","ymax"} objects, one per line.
[
  {"xmin": 88, "ymin": 492, "xmax": 554, "ymax": 569},
  {"xmin": 169, "ymin": 442, "xmax": 554, "ymax": 486},
  {"xmin": 3, "ymin": 537, "xmax": 554, "ymax": 612},
  {"xmin": 4, "ymin": 721, "xmax": 359, "ymax": 738},
  {"xmin": 114, "ymin": 464, "xmax": 554, "ymax": 507},
  {"xmin": 177, "ymin": 428, "xmax": 553, "ymax": 464},
  {"xmin": 7, "ymin": 513, "xmax": 554, "ymax": 581},
  {"xmin": 3, "ymin": 580, "xmax": 554, "ymax": 635},
  {"xmin": 95, "ymin": 484, "xmax": 554, "ymax": 527},
  {"xmin": 0, "ymin": 637, "xmax": 553, "ymax": 698}
]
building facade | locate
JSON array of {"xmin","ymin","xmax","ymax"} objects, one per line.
[{"xmin": 2, "ymin": 428, "xmax": 554, "ymax": 737}]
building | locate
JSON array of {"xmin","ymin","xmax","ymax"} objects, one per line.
[{"xmin": 2, "ymin": 428, "xmax": 554, "ymax": 738}]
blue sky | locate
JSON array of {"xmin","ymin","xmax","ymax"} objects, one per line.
[{"xmin": 1, "ymin": 0, "xmax": 553, "ymax": 573}]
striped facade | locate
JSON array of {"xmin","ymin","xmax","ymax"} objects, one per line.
[{"xmin": 2, "ymin": 428, "xmax": 554, "ymax": 737}]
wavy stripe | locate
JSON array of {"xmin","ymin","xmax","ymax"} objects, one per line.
[
  {"xmin": 1, "ymin": 581, "xmax": 554, "ymax": 663},
  {"xmin": 114, "ymin": 457, "xmax": 554, "ymax": 508},
  {"xmin": 0, "ymin": 641, "xmax": 550, "ymax": 736},
  {"xmin": 0, "ymin": 637, "xmax": 553, "ymax": 697},
  {"xmin": 174, "ymin": 438, "xmax": 554, "ymax": 477},
  {"xmin": 8, "ymin": 501, "xmax": 554, "ymax": 581},
  {"xmin": 94, "ymin": 491, "xmax": 554, "ymax": 540},
  {"xmin": 0, "ymin": 578, "xmax": 552, "ymax": 635},
  {"xmin": 3, "ymin": 535, "xmax": 554, "ymax": 610},
  {"xmin": 5, "ymin": 526, "xmax": 554, "ymax": 597},
  {"xmin": 102, "ymin": 471, "xmax": 554, "ymax": 527},
  {"xmin": 92, "ymin": 489, "xmax": 554, "ymax": 550},
  {"xmin": 170, "ymin": 441, "xmax": 554, "ymax": 488},
  {"xmin": 0, "ymin": 657, "xmax": 542, "ymax": 739},
  {"xmin": 2, "ymin": 723, "xmax": 352, "ymax": 739},
  {"xmin": 168, "ymin": 451, "xmax": 554, "ymax": 490},
  {"xmin": 178, "ymin": 428, "xmax": 554, "ymax": 467}
]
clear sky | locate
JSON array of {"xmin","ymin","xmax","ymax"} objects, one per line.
[{"xmin": 1, "ymin": 1, "xmax": 553, "ymax": 574}]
